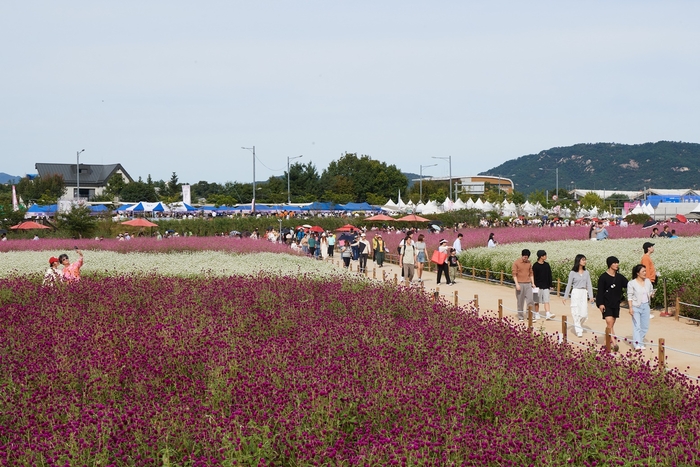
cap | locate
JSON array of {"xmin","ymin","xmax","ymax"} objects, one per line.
[
  {"xmin": 49, "ymin": 257, "xmax": 59, "ymax": 265},
  {"xmin": 536, "ymin": 250, "xmax": 546, "ymax": 259},
  {"xmin": 643, "ymin": 242, "xmax": 654, "ymax": 251},
  {"xmin": 361, "ymin": 233, "xmax": 366, "ymax": 237},
  {"xmin": 439, "ymin": 239, "xmax": 447, "ymax": 244},
  {"xmin": 606, "ymin": 256, "xmax": 620, "ymax": 267}
]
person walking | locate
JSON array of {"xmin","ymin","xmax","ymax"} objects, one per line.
[
  {"xmin": 358, "ymin": 233, "xmax": 371, "ymax": 273},
  {"xmin": 414, "ymin": 234, "xmax": 428, "ymax": 282},
  {"xmin": 373, "ymin": 233, "xmax": 386, "ymax": 267},
  {"xmin": 319, "ymin": 233, "xmax": 329, "ymax": 260},
  {"xmin": 435, "ymin": 239, "xmax": 452, "ymax": 286},
  {"xmin": 447, "ymin": 248, "xmax": 462, "ymax": 283},
  {"xmin": 340, "ymin": 240, "xmax": 352, "ymax": 269},
  {"xmin": 487, "ymin": 232, "xmax": 497, "ymax": 248},
  {"xmin": 596, "ymin": 256, "xmax": 628, "ymax": 352},
  {"xmin": 512, "ymin": 249, "xmax": 535, "ymax": 321},
  {"xmin": 327, "ymin": 232, "xmax": 335, "ymax": 257},
  {"xmin": 399, "ymin": 234, "xmax": 417, "ymax": 285},
  {"xmin": 628, "ymin": 263, "xmax": 655, "ymax": 350},
  {"xmin": 641, "ymin": 242, "xmax": 662, "ymax": 317},
  {"xmin": 452, "ymin": 233, "xmax": 463, "ymax": 254},
  {"xmin": 532, "ymin": 250, "xmax": 556, "ymax": 321},
  {"xmin": 60, "ymin": 249, "xmax": 84, "ymax": 282},
  {"xmin": 562, "ymin": 254, "xmax": 595, "ymax": 337}
]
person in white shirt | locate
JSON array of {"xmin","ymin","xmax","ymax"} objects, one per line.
[{"xmin": 452, "ymin": 233, "xmax": 463, "ymax": 254}]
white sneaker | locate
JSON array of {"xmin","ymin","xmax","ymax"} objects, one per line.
[
  {"xmin": 534, "ymin": 313, "xmax": 542, "ymax": 320},
  {"xmin": 576, "ymin": 332, "xmax": 583, "ymax": 338},
  {"xmin": 650, "ymin": 314, "xmax": 655, "ymax": 319},
  {"xmin": 545, "ymin": 313, "xmax": 556, "ymax": 320}
]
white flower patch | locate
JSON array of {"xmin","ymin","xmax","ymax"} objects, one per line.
[{"xmin": 0, "ymin": 251, "xmax": 354, "ymax": 279}]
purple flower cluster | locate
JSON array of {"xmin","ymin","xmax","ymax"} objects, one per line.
[{"xmin": 1, "ymin": 275, "xmax": 699, "ymax": 465}]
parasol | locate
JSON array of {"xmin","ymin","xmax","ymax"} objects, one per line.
[
  {"xmin": 365, "ymin": 214, "xmax": 394, "ymax": 222},
  {"xmin": 10, "ymin": 221, "xmax": 51, "ymax": 230},
  {"xmin": 121, "ymin": 218, "xmax": 159, "ymax": 228},
  {"xmin": 396, "ymin": 214, "xmax": 430, "ymax": 222}
]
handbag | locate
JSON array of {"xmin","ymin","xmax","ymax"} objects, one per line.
[{"xmin": 431, "ymin": 250, "xmax": 447, "ymax": 265}]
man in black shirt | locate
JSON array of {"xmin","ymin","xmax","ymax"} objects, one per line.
[
  {"xmin": 532, "ymin": 250, "xmax": 556, "ymax": 321},
  {"xmin": 596, "ymin": 256, "xmax": 628, "ymax": 352}
]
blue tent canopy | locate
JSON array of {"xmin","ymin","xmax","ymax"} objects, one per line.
[
  {"xmin": 89, "ymin": 204, "xmax": 109, "ymax": 213},
  {"xmin": 339, "ymin": 202, "xmax": 374, "ymax": 211},
  {"xmin": 303, "ymin": 202, "xmax": 337, "ymax": 211},
  {"xmin": 116, "ymin": 204, "xmax": 134, "ymax": 212},
  {"xmin": 26, "ymin": 204, "xmax": 58, "ymax": 214}
]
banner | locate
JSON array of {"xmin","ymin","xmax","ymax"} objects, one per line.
[
  {"xmin": 12, "ymin": 186, "xmax": 18, "ymax": 211},
  {"xmin": 182, "ymin": 184, "xmax": 191, "ymax": 205}
]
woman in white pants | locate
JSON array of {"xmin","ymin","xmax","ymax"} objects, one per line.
[{"xmin": 562, "ymin": 254, "xmax": 595, "ymax": 337}]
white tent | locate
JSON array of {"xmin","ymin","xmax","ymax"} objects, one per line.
[
  {"xmin": 465, "ymin": 198, "xmax": 475, "ymax": 209},
  {"xmin": 442, "ymin": 197, "xmax": 455, "ymax": 212},
  {"xmin": 453, "ymin": 198, "xmax": 467, "ymax": 210},
  {"xmin": 382, "ymin": 199, "xmax": 398, "ymax": 211},
  {"xmin": 643, "ymin": 203, "xmax": 655, "ymax": 216},
  {"xmin": 474, "ymin": 198, "xmax": 484, "ymax": 211}
]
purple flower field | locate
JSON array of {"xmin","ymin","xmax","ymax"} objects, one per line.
[{"xmin": 1, "ymin": 275, "xmax": 699, "ymax": 465}]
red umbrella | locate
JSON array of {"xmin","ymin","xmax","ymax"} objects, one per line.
[
  {"xmin": 335, "ymin": 224, "xmax": 357, "ymax": 232},
  {"xmin": 365, "ymin": 214, "xmax": 395, "ymax": 221},
  {"xmin": 396, "ymin": 214, "xmax": 430, "ymax": 222},
  {"xmin": 121, "ymin": 218, "xmax": 159, "ymax": 228},
  {"xmin": 10, "ymin": 221, "xmax": 51, "ymax": 230},
  {"xmin": 309, "ymin": 225, "xmax": 325, "ymax": 233},
  {"xmin": 676, "ymin": 214, "xmax": 688, "ymax": 223}
]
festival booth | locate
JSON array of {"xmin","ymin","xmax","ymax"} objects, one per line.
[{"xmin": 25, "ymin": 204, "xmax": 58, "ymax": 218}]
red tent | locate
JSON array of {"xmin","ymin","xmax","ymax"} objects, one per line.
[
  {"xmin": 121, "ymin": 218, "xmax": 159, "ymax": 228},
  {"xmin": 335, "ymin": 224, "xmax": 357, "ymax": 232},
  {"xmin": 396, "ymin": 214, "xmax": 430, "ymax": 222},
  {"xmin": 365, "ymin": 214, "xmax": 394, "ymax": 221},
  {"xmin": 10, "ymin": 221, "xmax": 51, "ymax": 230}
]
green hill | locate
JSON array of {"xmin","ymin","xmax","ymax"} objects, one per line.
[{"xmin": 480, "ymin": 141, "xmax": 700, "ymax": 195}]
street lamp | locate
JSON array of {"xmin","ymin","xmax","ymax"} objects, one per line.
[
  {"xmin": 419, "ymin": 163, "xmax": 437, "ymax": 202},
  {"xmin": 432, "ymin": 155, "xmax": 452, "ymax": 201},
  {"xmin": 241, "ymin": 146, "xmax": 256, "ymax": 213},
  {"xmin": 539, "ymin": 166, "xmax": 559, "ymax": 201},
  {"xmin": 76, "ymin": 149, "xmax": 85, "ymax": 200},
  {"xmin": 287, "ymin": 155, "xmax": 303, "ymax": 204}
]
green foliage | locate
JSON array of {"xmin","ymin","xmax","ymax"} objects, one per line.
[
  {"xmin": 58, "ymin": 205, "xmax": 97, "ymax": 238},
  {"xmin": 482, "ymin": 141, "xmax": 700, "ymax": 194},
  {"xmin": 625, "ymin": 214, "xmax": 652, "ymax": 225},
  {"xmin": 320, "ymin": 153, "xmax": 407, "ymax": 203},
  {"xmin": 580, "ymin": 192, "xmax": 604, "ymax": 209},
  {"xmin": 119, "ymin": 181, "xmax": 159, "ymax": 202},
  {"xmin": 16, "ymin": 174, "xmax": 65, "ymax": 204},
  {"xmin": 105, "ymin": 173, "xmax": 127, "ymax": 199}
]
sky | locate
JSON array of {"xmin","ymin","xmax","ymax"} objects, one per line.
[{"xmin": 2, "ymin": 1, "xmax": 699, "ymax": 185}]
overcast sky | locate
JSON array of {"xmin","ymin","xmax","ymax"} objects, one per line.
[{"xmin": 2, "ymin": 1, "xmax": 699, "ymax": 185}]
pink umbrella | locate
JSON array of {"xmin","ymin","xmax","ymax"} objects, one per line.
[{"xmin": 365, "ymin": 214, "xmax": 395, "ymax": 221}]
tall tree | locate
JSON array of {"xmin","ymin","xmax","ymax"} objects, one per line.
[
  {"xmin": 320, "ymin": 153, "xmax": 407, "ymax": 202},
  {"xmin": 288, "ymin": 162, "xmax": 321, "ymax": 202},
  {"xmin": 16, "ymin": 174, "xmax": 65, "ymax": 204}
]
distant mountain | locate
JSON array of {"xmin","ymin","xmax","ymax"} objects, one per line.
[
  {"xmin": 480, "ymin": 141, "xmax": 700, "ymax": 194},
  {"xmin": 0, "ymin": 173, "xmax": 20, "ymax": 184}
]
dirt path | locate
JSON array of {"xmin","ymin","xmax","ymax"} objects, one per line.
[{"xmin": 333, "ymin": 256, "xmax": 700, "ymax": 382}]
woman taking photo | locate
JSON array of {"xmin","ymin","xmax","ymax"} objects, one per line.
[
  {"xmin": 562, "ymin": 254, "xmax": 595, "ymax": 337},
  {"xmin": 628, "ymin": 264, "xmax": 654, "ymax": 350},
  {"xmin": 414, "ymin": 234, "xmax": 428, "ymax": 282}
]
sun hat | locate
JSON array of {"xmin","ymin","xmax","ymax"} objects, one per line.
[{"xmin": 439, "ymin": 239, "xmax": 447, "ymax": 244}]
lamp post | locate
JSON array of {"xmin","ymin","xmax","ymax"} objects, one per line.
[
  {"xmin": 76, "ymin": 149, "xmax": 85, "ymax": 200},
  {"xmin": 539, "ymin": 166, "xmax": 559, "ymax": 201},
  {"xmin": 287, "ymin": 155, "xmax": 303, "ymax": 204},
  {"xmin": 241, "ymin": 146, "xmax": 256, "ymax": 212},
  {"xmin": 432, "ymin": 155, "xmax": 452, "ymax": 201},
  {"xmin": 419, "ymin": 163, "xmax": 437, "ymax": 202}
]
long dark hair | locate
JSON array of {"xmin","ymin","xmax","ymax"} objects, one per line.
[
  {"xmin": 631, "ymin": 264, "xmax": 645, "ymax": 279},
  {"xmin": 572, "ymin": 254, "xmax": 586, "ymax": 272},
  {"xmin": 588, "ymin": 225, "xmax": 595, "ymax": 239},
  {"xmin": 488, "ymin": 232, "xmax": 495, "ymax": 243}
]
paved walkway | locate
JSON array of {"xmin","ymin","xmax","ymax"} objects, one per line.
[{"xmin": 332, "ymin": 256, "xmax": 700, "ymax": 382}]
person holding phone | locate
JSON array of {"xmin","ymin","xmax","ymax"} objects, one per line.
[{"xmin": 59, "ymin": 248, "xmax": 84, "ymax": 282}]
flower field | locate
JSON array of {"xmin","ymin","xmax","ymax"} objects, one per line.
[
  {"xmin": 2, "ymin": 274, "xmax": 700, "ymax": 466},
  {"xmin": 460, "ymin": 237, "xmax": 697, "ymax": 309}
]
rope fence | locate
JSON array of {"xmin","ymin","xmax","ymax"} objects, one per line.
[{"xmin": 333, "ymin": 257, "xmax": 700, "ymax": 383}]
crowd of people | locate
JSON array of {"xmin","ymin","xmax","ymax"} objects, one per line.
[{"xmin": 511, "ymin": 239, "xmax": 661, "ymax": 351}]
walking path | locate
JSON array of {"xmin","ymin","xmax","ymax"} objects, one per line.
[{"xmin": 333, "ymin": 256, "xmax": 700, "ymax": 382}]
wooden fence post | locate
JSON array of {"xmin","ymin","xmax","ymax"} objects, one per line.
[
  {"xmin": 527, "ymin": 305, "xmax": 533, "ymax": 330},
  {"xmin": 557, "ymin": 279, "xmax": 561, "ymax": 297},
  {"xmin": 658, "ymin": 338, "xmax": 666, "ymax": 368},
  {"xmin": 393, "ymin": 274, "xmax": 397, "ymax": 286},
  {"xmin": 605, "ymin": 328, "xmax": 611, "ymax": 353},
  {"xmin": 473, "ymin": 294, "xmax": 479, "ymax": 308},
  {"xmin": 498, "ymin": 299, "xmax": 503, "ymax": 320},
  {"xmin": 472, "ymin": 266, "xmax": 475, "ymax": 278},
  {"xmin": 454, "ymin": 290, "xmax": 458, "ymax": 306},
  {"xmin": 373, "ymin": 268, "xmax": 376, "ymax": 279},
  {"xmin": 486, "ymin": 269, "xmax": 490, "ymax": 282},
  {"xmin": 663, "ymin": 278, "xmax": 668, "ymax": 315},
  {"xmin": 675, "ymin": 294, "xmax": 680, "ymax": 321},
  {"xmin": 434, "ymin": 290, "xmax": 440, "ymax": 301},
  {"xmin": 561, "ymin": 315, "xmax": 567, "ymax": 344}
]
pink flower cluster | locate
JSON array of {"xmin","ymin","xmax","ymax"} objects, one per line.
[{"xmin": 1, "ymin": 275, "xmax": 699, "ymax": 465}]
